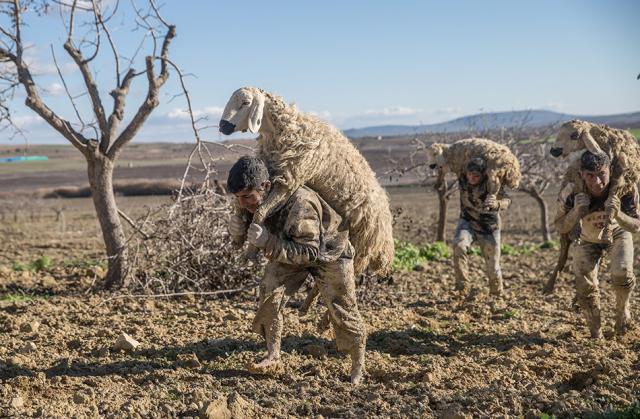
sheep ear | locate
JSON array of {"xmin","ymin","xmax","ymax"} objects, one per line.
[
  {"xmin": 247, "ymin": 94, "xmax": 265, "ymax": 134},
  {"xmin": 580, "ymin": 130, "xmax": 602, "ymax": 154}
]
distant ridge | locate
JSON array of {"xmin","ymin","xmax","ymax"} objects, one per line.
[{"xmin": 343, "ymin": 110, "xmax": 640, "ymax": 138}]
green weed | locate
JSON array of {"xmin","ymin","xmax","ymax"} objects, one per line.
[
  {"xmin": 0, "ymin": 293, "xmax": 34, "ymax": 302},
  {"xmin": 393, "ymin": 240, "xmax": 451, "ymax": 271},
  {"xmin": 12, "ymin": 256, "xmax": 52, "ymax": 272},
  {"xmin": 590, "ymin": 401, "xmax": 640, "ymax": 419}
]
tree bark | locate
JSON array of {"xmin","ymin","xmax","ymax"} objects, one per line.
[
  {"xmin": 87, "ymin": 152, "xmax": 128, "ymax": 288},
  {"xmin": 523, "ymin": 188, "xmax": 551, "ymax": 243}
]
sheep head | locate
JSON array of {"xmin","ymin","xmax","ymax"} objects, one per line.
[
  {"xmin": 426, "ymin": 143, "xmax": 449, "ymax": 170},
  {"xmin": 550, "ymin": 120, "xmax": 603, "ymax": 158},
  {"xmin": 219, "ymin": 87, "xmax": 266, "ymax": 135}
]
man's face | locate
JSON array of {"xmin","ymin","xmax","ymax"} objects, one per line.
[
  {"xmin": 581, "ymin": 165, "xmax": 610, "ymax": 197},
  {"xmin": 234, "ymin": 181, "xmax": 269, "ymax": 213},
  {"xmin": 466, "ymin": 171, "xmax": 483, "ymax": 186}
]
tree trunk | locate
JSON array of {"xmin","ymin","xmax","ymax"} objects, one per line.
[
  {"xmin": 87, "ymin": 154, "xmax": 129, "ymax": 288},
  {"xmin": 524, "ymin": 188, "xmax": 551, "ymax": 243}
]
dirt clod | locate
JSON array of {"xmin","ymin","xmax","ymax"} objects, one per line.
[
  {"xmin": 112, "ymin": 332, "xmax": 140, "ymax": 352},
  {"xmin": 20, "ymin": 320, "xmax": 40, "ymax": 333}
]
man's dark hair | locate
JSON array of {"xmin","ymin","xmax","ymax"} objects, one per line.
[
  {"xmin": 227, "ymin": 156, "xmax": 270, "ymax": 193},
  {"xmin": 580, "ymin": 151, "xmax": 610, "ymax": 172},
  {"xmin": 466, "ymin": 157, "xmax": 487, "ymax": 173}
]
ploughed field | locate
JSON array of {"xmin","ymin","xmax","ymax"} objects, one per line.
[{"xmin": 0, "ymin": 188, "xmax": 639, "ymax": 418}]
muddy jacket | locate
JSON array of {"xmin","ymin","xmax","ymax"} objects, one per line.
[
  {"xmin": 561, "ymin": 186, "xmax": 639, "ymax": 244},
  {"xmin": 458, "ymin": 175, "xmax": 511, "ymax": 235},
  {"xmin": 261, "ymin": 186, "xmax": 353, "ymax": 265}
]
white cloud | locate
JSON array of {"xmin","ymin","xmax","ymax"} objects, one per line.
[
  {"xmin": 545, "ymin": 102, "xmax": 568, "ymax": 112},
  {"xmin": 43, "ymin": 82, "xmax": 65, "ymax": 96},
  {"xmin": 12, "ymin": 115, "xmax": 45, "ymax": 129},
  {"xmin": 363, "ymin": 106, "xmax": 421, "ymax": 117},
  {"xmin": 307, "ymin": 110, "xmax": 332, "ymax": 120},
  {"xmin": 22, "ymin": 45, "xmax": 78, "ymax": 77},
  {"xmin": 167, "ymin": 106, "xmax": 224, "ymax": 121}
]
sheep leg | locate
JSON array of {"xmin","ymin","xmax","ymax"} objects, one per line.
[
  {"xmin": 244, "ymin": 181, "xmax": 293, "ymax": 259},
  {"xmin": 231, "ymin": 201, "xmax": 248, "ymax": 249},
  {"xmin": 601, "ymin": 157, "xmax": 626, "ymax": 244},
  {"xmin": 543, "ymin": 233, "xmax": 571, "ymax": 294},
  {"xmin": 483, "ymin": 172, "xmax": 500, "ymax": 210},
  {"xmin": 299, "ymin": 282, "xmax": 320, "ymax": 316}
]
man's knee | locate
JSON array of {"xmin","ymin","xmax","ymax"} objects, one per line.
[
  {"xmin": 612, "ymin": 271, "xmax": 636, "ymax": 290},
  {"xmin": 575, "ymin": 279, "xmax": 599, "ymax": 307},
  {"xmin": 453, "ymin": 239, "xmax": 470, "ymax": 257}
]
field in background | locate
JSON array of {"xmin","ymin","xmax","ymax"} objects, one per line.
[
  {"xmin": 1, "ymin": 138, "xmax": 640, "ymax": 416},
  {"xmin": 1, "ymin": 188, "xmax": 639, "ymax": 417}
]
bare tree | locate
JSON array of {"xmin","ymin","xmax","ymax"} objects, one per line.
[
  {"xmin": 0, "ymin": 0, "xmax": 176, "ymax": 287},
  {"xmin": 506, "ymin": 128, "xmax": 565, "ymax": 243},
  {"xmin": 386, "ymin": 134, "xmax": 460, "ymax": 242}
]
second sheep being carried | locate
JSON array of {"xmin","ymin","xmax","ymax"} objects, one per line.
[{"xmin": 426, "ymin": 138, "xmax": 522, "ymax": 210}]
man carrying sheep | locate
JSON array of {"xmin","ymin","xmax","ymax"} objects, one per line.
[
  {"xmin": 452, "ymin": 157, "xmax": 512, "ymax": 296},
  {"xmin": 554, "ymin": 151, "xmax": 639, "ymax": 338},
  {"xmin": 226, "ymin": 156, "xmax": 367, "ymax": 384}
]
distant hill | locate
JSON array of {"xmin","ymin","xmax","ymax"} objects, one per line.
[{"xmin": 343, "ymin": 110, "xmax": 640, "ymax": 138}]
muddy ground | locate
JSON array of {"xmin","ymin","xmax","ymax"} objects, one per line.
[{"xmin": 0, "ymin": 190, "xmax": 639, "ymax": 418}]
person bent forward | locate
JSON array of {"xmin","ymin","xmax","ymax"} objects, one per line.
[{"xmin": 226, "ymin": 156, "xmax": 367, "ymax": 384}]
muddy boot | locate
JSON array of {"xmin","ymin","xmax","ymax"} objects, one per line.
[
  {"xmin": 583, "ymin": 306, "xmax": 603, "ymax": 339},
  {"xmin": 489, "ymin": 276, "xmax": 503, "ymax": 296},
  {"xmin": 614, "ymin": 288, "xmax": 632, "ymax": 336}
]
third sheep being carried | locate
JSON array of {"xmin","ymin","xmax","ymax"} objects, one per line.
[{"xmin": 550, "ymin": 119, "xmax": 640, "ymax": 244}]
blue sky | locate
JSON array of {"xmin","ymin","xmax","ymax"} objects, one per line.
[{"xmin": 1, "ymin": 0, "xmax": 639, "ymax": 144}]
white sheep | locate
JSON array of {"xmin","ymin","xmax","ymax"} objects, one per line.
[
  {"xmin": 426, "ymin": 138, "xmax": 522, "ymax": 207},
  {"xmin": 550, "ymin": 119, "xmax": 640, "ymax": 243},
  {"xmin": 219, "ymin": 87, "xmax": 394, "ymax": 276}
]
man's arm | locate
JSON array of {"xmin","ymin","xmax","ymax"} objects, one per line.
[
  {"xmin": 250, "ymin": 198, "xmax": 321, "ymax": 265},
  {"xmin": 607, "ymin": 194, "xmax": 640, "ymax": 234},
  {"xmin": 554, "ymin": 193, "xmax": 589, "ymax": 234},
  {"xmin": 482, "ymin": 186, "xmax": 511, "ymax": 211},
  {"xmin": 496, "ymin": 186, "xmax": 511, "ymax": 211}
]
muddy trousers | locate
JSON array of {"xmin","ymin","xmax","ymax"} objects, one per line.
[
  {"xmin": 251, "ymin": 257, "xmax": 367, "ymax": 360},
  {"xmin": 452, "ymin": 219, "xmax": 503, "ymax": 295},
  {"xmin": 572, "ymin": 228, "xmax": 636, "ymax": 337}
]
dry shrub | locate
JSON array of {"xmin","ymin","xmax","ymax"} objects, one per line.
[{"xmin": 128, "ymin": 187, "xmax": 264, "ymax": 294}]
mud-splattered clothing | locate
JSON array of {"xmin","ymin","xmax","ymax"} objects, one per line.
[
  {"xmin": 561, "ymin": 187, "xmax": 639, "ymax": 244},
  {"xmin": 453, "ymin": 176, "xmax": 510, "ymax": 294},
  {"xmin": 252, "ymin": 187, "xmax": 366, "ymax": 355},
  {"xmin": 458, "ymin": 175, "xmax": 511, "ymax": 235},
  {"xmin": 557, "ymin": 186, "xmax": 638, "ymax": 337}
]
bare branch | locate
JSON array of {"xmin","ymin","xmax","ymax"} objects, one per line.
[
  {"xmin": 50, "ymin": 43, "xmax": 86, "ymax": 128},
  {"xmin": 108, "ymin": 22, "xmax": 176, "ymax": 159}
]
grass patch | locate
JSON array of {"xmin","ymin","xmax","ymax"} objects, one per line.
[
  {"xmin": 12, "ymin": 255, "xmax": 52, "ymax": 272},
  {"xmin": 501, "ymin": 243, "xmax": 539, "ymax": 256},
  {"xmin": 630, "ymin": 128, "xmax": 640, "ymax": 141},
  {"xmin": 540, "ymin": 240, "xmax": 559, "ymax": 249},
  {"xmin": 589, "ymin": 401, "xmax": 640, "ymax": 419},
  {"xmin": 63, "ymin": 257, "xmax": 106, "ymax": 270},
  {"xmin": 393, "ymin": 240, "xmax": 451, "ymax": 271},
  {"xmin": 0, "ymin": 293, "xmax": 35, "ymax": 302}
]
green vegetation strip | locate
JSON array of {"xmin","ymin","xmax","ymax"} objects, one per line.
[{"xmin": 394, "ymin": 239, "xmax": 558, "ymax": 271}]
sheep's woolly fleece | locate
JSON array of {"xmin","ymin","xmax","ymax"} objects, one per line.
[
  {"xmin": 428, "ymin": 138, "xmax": 522, "ymax": 190},
  {"xmin": 555, "ymin": 120, "xmax": 640, "ymax": 197},
  {"xmin": 221, "ymin": 87, "xmax": 394, "ymax": 276}
]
